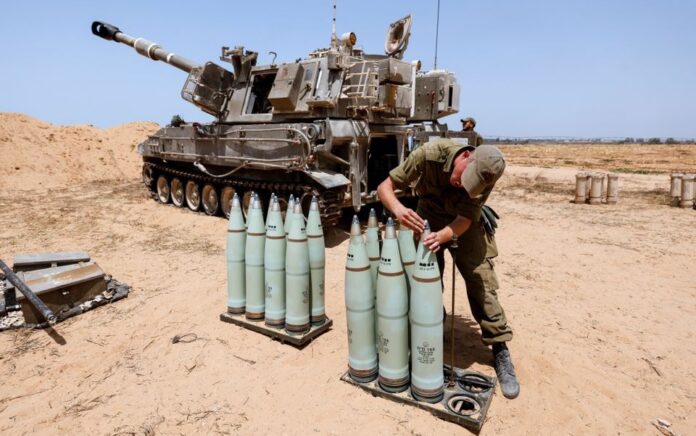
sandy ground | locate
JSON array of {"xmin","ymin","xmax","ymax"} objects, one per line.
[
  {"xmin": 0, "ymin": 114, "xmax": 694, "ymax": 435},
  {"xmin": 499, "ymin": 142, "xmax": 696, "ymax": 174}
]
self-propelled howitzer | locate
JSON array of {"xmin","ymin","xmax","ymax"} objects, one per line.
[{"xmin": 91, "ymin": 16, "xmax": 464, "ymax": 224}]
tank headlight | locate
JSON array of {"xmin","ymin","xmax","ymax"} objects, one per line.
[{"xmin": 341, "ymin": 32, "xmax": 357, "ymax": 47}]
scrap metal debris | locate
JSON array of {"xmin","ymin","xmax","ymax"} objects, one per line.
[
  {"xmin": 0, "ymin": 251, "xmax": 131, "ymax": 331},
  {"xmin": 652, "ymin": 418, "xmax": 680, "ymax": 436}
]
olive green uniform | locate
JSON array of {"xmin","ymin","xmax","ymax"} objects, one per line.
[{"xmin": 389, "ymin": 138, "xmax": 512, "ymax": 345}]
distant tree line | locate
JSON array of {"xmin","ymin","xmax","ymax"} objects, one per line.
[{"xmin": 486, "ymin": 137, "xmax": 695, "ymax": 145}]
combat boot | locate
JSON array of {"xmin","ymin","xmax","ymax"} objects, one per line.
[{"xmin": 492, "ymin": 343, "xmax": 520, "ymax": 399}]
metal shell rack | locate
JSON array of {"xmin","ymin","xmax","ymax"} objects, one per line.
[
  {"xmin": 219, "ymin": 312, "xmax": 333, "ymax": 348},
  {"xmin": 340, "ymin": 366, "xmax": 496, "ymax": 433}
]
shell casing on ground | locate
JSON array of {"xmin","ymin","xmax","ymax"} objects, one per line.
[
  {"xmin": 574, "ymin": 172, "xmax": 587, "ymax": 204},
  {"xmin": 345, "ymin": 217, "xmax": 378, "ymax": 381},
  {"xmin": 589, "ymin": 173, "xmax": 605, "ymax": 205},
  {"xmin": 226, "ymin": 198, "xmax": 246, "ymax": 313},
  {"xmin": 410, "ymin": 242, "xmax": 444, "ymax": 402},
  {"xmin": 285, "ymin": 209, "xmax": 310, "ymax": 333},
  {"xmin": 670, "ymin": 173, "xmax": 683, "ymax": 200},
  {"xmin": 606, "ymin": 173, "xmax": 619, "ymax": 204},
  {"xmin": 680, "ymin": 174, "xmax": 694, "ymax": 208},
  {"xmin": 376, "ymin": 236, "xmax": 409, "ymax": 393},
  {"xmin": 245, "ymin": 206, "xmax": 265, "ymax": 319}
]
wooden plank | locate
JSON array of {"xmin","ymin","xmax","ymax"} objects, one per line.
[
  {"xmin": 219, "ymin": 312, "xmax": 333, "ymax": 348},
  {"xmin": 340, "ymin": 368, "xmax": 496, "ymax": 433}
]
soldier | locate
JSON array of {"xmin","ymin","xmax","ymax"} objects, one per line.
[
  {"xmin": 461, "ymin": 116, "xmax": 484, "ymax": 147},
  {"xmin": 376, "ymin": 140, "xmax": 520, "ymax": 399}
]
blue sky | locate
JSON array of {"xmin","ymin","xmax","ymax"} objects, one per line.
[{"xmin": 0, "ymin": 0, "xmax": 694, "ymax": 138}]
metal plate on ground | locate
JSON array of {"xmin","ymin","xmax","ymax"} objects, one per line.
[
  {"xmin": 219, "ymin": 312, "xmax": 333, "ymax": 348},
  {"xmin": 12, "ymin": 251, "xmax": 91, "ymax": 272},
  {"xmin": 340, "ymin": 366, "xmax": 496, "ymax": 433}
]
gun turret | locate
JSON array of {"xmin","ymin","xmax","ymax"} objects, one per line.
[{"xmin": 91, "ymin": 21, "xmax": 197, "ymax": 73}]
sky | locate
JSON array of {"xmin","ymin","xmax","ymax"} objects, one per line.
[{"xmin": 0, "ymin": 0, "xmax": 694, "ymax": 138}]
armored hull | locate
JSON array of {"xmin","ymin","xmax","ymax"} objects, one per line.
[{"xmin": 93, "ymin": 14, "xmax": 465, "ymax": 224}]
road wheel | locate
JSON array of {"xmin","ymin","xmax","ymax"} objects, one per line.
[
  {"xmin": 156, "ymin": 176, "xmax": 170, "ymax": 204},
  {"xmin": 170, "ymin": 178, "xmax": 185, "ymax": 207},
  {"xmin": 202, "ymin": 184, "xmax": 219, "ymax": 216},
  {"xmin": 142, "ymin": 166, "xmax": 153, "ymax": 188},
  {"xmin": 185, "ymin": 181, "xmax": 201, "ymax": 211},
  {"xmin": 220, "ymin": 186, "xmax": 237, "ymax": 219}
]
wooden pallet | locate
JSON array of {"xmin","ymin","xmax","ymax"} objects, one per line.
[
  {"xmin": 340, "ymin": 367, "xmax": 496, "ymax": 433},
  {"xmin": 219, "ymin": 312, "xmax": 333, "ymax": 348}
]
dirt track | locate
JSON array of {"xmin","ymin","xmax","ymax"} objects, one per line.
[{"xmin": 0, "ymin": 115, "xmax": 694, "ymax": 435}]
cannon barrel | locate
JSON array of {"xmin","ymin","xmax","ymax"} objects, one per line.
[{"xmin": 91, "ymin": 21, "xmax": 198, "ymax": 73}]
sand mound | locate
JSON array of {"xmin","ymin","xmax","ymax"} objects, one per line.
[{"xmin": 0, "ymin": 113, "xmax": 159, "ymax": 190}]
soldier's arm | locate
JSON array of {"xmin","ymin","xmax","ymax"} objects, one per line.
[
  {"xmin": 377, "ymin": 178, "xmax": 425, "ymax": 232},
  {"xmin": 378, "ymin": 147, "xmax": 427, "ymax": 232}
]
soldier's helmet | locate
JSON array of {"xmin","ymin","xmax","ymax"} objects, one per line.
[{"xmin": 460, "ymin": 117, "xmax": 476, "ymax": 127}]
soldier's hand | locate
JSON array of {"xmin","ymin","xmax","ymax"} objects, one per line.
[
  {"xmin": 423, "ymin": 231, "xmax": 443, "ymax": 252},
  {"xmin": 394, "ymin": 206, "xmax": 425, "ymax": 233}
]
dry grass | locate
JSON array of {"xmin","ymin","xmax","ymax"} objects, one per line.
[{"xmin": 498, "ymin": 143, "xmax": 696, "ymax": 174}]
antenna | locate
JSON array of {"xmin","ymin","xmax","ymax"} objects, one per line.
[
  {"xmin": 434, "ymin": 0, "xmax": 441, "ymax": 69},
  {"xmin": 331, "ymin": 0, "xmax": 337, "ymax": 48}
]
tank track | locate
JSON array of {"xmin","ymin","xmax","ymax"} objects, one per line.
[{"xmin": 145, "ymin": 162, "xmax": 344, "ymax": 225}]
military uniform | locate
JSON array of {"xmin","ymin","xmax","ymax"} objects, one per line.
[{"xmin": 389, "ymin": 138, "xmax": 512, "ymax": 345}]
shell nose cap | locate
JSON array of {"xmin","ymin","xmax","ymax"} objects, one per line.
[
  {"xmin": 385, "ymin": 217, "xmax": 396, "ymax": 239},
  {"xmin": 231, "ymin": 193, "xmax": 241, "ymax": 208},
  {"xmin": 350, "ymin": 215, "xmax": 362, "ymax": 236},
  {"xmin": 420, "ymin": 220, "xmax": 431, "ymax": 240},
  {"xmin": 367, "ymin": 208, "xmax": 378, "ymax": 227}
]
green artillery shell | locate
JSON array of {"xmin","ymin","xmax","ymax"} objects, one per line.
[
  {"xmin": 245, "ymin": 196, "xmax": 265, "ymax": 320},
  {"xmin": 307, "ymin": 196, "xmax": 326, "ymax": 325},
  {"xmin": 397, "ymin": 225, "xmax": 416, "ymax": 290},
  {"xmin": 376, "ymin": 218, "xmax": 409, "ymax": 393},
  {"xmin": 244, "ymin": 191, "xmax": 255, "ymax": 228},
  {"xmin": 285, "ymin": 202, "xmax": 310, "ymax": 333},
  {"xmin": 410, "ymin": 221, "xmax": 444, "ymax": 402},
  {"xmin": 264, "ymin": 196, "xmax": 286, "ymax": 328},
  {"xmin": 345, "ymin": 215, "xmax": 377, "ymax": 382},
  {"xmin": 284, "ymin": 194, "xmax": 295, "ymax": 237},
  {"xmin": 226, "ymin": 193, "xmax": 246, "ymax": 314},
  {"xmin": 366, "ymin": 208, "xmax": 381, "ymax": 342}
]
